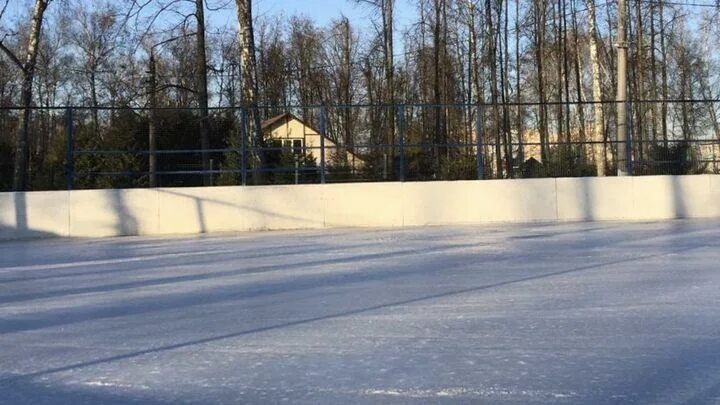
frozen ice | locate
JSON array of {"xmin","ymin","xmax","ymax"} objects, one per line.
[{"xmin": 1, "ymin": 220, "xmax": 720, "ymax": 404}]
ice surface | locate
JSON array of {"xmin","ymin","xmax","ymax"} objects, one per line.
[{"xmin": 1, "ymin": 220, "xmax": 720, "ymax": 404}]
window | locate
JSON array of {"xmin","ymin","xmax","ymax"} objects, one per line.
[
  {"xmin": 293, "ymin": 139, "xmax": 303, "ymax": 155},
  {"xmin": 282, "ymin": 139, "xmax": 303, "ymax": 155}
]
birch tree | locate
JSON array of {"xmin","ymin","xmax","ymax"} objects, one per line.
[
  {"xmin": 235, "ymin": 0, "xmax": 265, "ymax": 182},
  {"xmin": 0, "ymin": 0, "xmax": 51, "ymax": 190},
  {"xmin": 586, "ymin": 0, "xmax": 606, "ymax": 175}
]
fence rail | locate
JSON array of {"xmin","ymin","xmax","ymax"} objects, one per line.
[{"xmin": 1, "ymin": 101, "xmax": 719, "ymax": 191}]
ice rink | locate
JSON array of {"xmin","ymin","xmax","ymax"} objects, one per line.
[{"xmin": 1, "ymin": 220, "xmax": 720, "ymax": 404}]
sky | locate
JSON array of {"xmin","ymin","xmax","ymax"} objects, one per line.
[
  {"xmin": 210, "ymin": 0, "xmax": 419, "ymax": 41},
  {"xmin": 2, "ymin": 0, "xmax": 419, "ymax": 35}
]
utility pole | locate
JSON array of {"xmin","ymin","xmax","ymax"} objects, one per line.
[{"xmin": 616, "ymin": 0, "xmax": 629, "ymax": 176}]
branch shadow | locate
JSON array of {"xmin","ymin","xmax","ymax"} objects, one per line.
[
  {"xmin": 0, "ymin": 241, "xmax": 481, "ymax": 319},
  {"xmin": 0, "ymin": 192, "xmax": 59, "ymax": 240},
  {"xmin": 0, "ymin": 242, "xmax": 323, "ymax": 284},
  {"xmin": 0, "ymin": 244, "xmax": 706, "ymax": 384},
  {"xmin": 156, "ymin": 188, "xmax": 325, "ymax": 232},
  {"xmin": 110, "ymin": 189, "xmax": 138, "ymax": 236}
]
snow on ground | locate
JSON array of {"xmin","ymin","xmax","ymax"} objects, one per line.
[{"xmin": 1, "ymin": 220, "xmax": 720, "ymax": 404}]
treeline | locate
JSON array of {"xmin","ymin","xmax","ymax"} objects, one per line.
[{"xmin": 1, "ymin": 0, "xmax": 719, "ymax": 191}]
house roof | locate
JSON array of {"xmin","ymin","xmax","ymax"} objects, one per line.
[
  {"xmin": 261, "ymin": 112, "xmax": 318, "ymax": 133},
  {"xmin": 260, "ymin": 113, "xmax": 292, "ymax": 130}
]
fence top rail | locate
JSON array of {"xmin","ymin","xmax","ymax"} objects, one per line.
[
  {"xmin": 2, "ymin": 99, "xmax": 720, "ymax": 111},
  {"xmin": 73, "ymin": 138, "xmax": 720, "ymax": 155}
]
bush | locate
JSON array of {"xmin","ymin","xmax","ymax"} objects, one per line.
[{"xmin": 639, "ymin": 141, "xmax": 707, "ymax": 175}]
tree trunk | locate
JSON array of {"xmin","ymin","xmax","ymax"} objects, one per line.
[
  {"xmin": 571, "ymin": 0, "xmax": 586, "ymax": 164},
  {"xmin": 90, "ymin": 70, "xmax": 100, "ymax": 140},
  {"xmin": 515, "ymin": 0, "xmax": 523, "ymax": 164},
  {"xmin": 680, "ymin": 48, "xmax": 690, "ymax": 140},
  {"xmin": 2, "ymin": 0, "xmax": 50, "ymax": 191},
  {"xmin": 341, "ymin": 18, "xmax": 353, "ymax": 152},
  {"xmin": 486, "ymin": 0, "xmax": 502, "ymax": 177},
  {"xmin": 634, "ymin": 0, "xmax": 645, "ymax": 161},
  {"xmin": 148, "ymin": 52, "xmax": 158, "ymax": 188},
  {"xmin": 468, "ymin": 1, "xmax": 484, "ymax": 175},
  {"xmin": 382, "ymin": 0, "xmax": 394, "ymax": 179},
  {"xmin": 648, "ymin": 0, "xmax": 659, "ymax": 142},
  {"xmin": 617, "ymin": 0, "xmax": 629, "ymax": 176},
  {"xmin": 659, "ymin": 0, "xmax": 668, "ymax": 145},
  {"xmin": 196, "ymin": 0, "xmax": 212, "ymax": 185},
  {"xmin": 535, "ymin": 0, "xmax": 549, "ymax": 163},
  {"xmin": 433, "ymin": 0, "xmax": 442, "ymax": 176},
  {"xmin": 235, "ymin": 0, "xmax": 265, "ymax": 184},
  {"xmin": 501, "ymin": 0, "xmax": 512, "ymax": 178},
  {"xmin": 586, "ymin": 0, "xmax": 606, "ymax": 176},
  {"xmin": 554, "ymin": 0, "xmax": 564, "ymax": 150},
  {"xmin": 561, "ymin": 0, "xmax": 571, "ymax": 147}
]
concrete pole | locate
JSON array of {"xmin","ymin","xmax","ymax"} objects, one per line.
[{"xmin": 616, "ymin": 0, "xmax": 629, "ymax": 176}]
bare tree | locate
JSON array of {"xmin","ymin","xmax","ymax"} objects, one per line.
[
  {"xmin": 570, "ymin": 0, "xmax": 586, "ymax": 164},
  {"xmin": 195, "ymin": 0, "xmax": 211, "ymax": 185},
  {"xmin": 235, "ymin": 0, "xmax": 265, "ymax": 182},
  {"xmin": 326, "ymin": 16, "xmax": 358, "ymax": 152},
  {"xmin": 64, "ymin": 0, "xmax": 123, "ymax": 138},
  {"xmin": 533, "ymin": 0, "xmax": 549, "ymax": 163},
  {"xmin": 0, "ymin": 0, "xmax": 51, "ymax": 190},
  {"xmin": 617, "ymin": 0, "xmax": 629, "ymax": 176},
  {"xmin": 586, "ymin": 0, "xmax": 606, "ymax": 175},
  {"xmin": 381, "ymin": 0, "xmax": 394, "ymax": 177},
  {"xmin": 356, "ymin": 0, "xmax": 395, "ymax": 177}
]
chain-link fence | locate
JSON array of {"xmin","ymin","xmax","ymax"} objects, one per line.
[{"xmin": 1, "ymin": 100, "xmax": 718, "ymax": 191}]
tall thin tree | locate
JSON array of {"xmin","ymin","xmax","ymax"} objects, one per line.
[
  {"xmin": 235, "ymin": 0, "xmax": 265, "ymax": 182},
  {"xmin": 586, "ymin": 0, "xmax": 606, "ymax": 175},
  {"xmin": 195, "ymin": 0, "xmax": 212, "ymax": 185},
  {"xmin": 0, "ymin": 0, "xmax": 51, "ymax": 191}
]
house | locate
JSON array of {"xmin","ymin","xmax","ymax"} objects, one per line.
[
  {"xmin": 696, "ymin": 140, "xmax": 720, "ymax": 173},
  {"xmin": 261, "ymin": 113, "xmax": 364, "ymax": 170}
]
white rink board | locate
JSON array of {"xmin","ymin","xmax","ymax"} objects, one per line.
[{"xmin": 0, "ymin": 175, "xmax": 718, "ymax": 239}]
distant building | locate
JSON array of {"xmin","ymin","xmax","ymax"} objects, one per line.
[
  {"xmin": 261, "ymin": 113, "xmax": 364, "ymax": 170},
  {"xmin": 696, "ymin": 140, "xmax": 720, "ymax": 173}
]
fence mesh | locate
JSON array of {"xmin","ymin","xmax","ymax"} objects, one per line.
[{"xmin": 1, "ymin": 100, "xmax": 718, "ymax": 191}]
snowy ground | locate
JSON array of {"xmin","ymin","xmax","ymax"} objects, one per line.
[{"xmin": 1, "ymin": 220, "xmax": 720, "ymax": 404}]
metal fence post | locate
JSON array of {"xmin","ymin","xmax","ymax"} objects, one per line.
[
  {"xmin": 319, "ymin": 107, "xmax": 326, "ymax": 184},
  {"xmin": 476, "ymin": 104, "xmax": 485, "ymax": 180},
  {"xmin": 397, "ymin": 105, "xmax": 405, "ymax": 182},
  {"xmin": 240, "ymin": 107, "xmax": 247, "ymax": 186},
  {"xmin": 65, "ymin": 107, "xmax": 74, "ymax": 190}
]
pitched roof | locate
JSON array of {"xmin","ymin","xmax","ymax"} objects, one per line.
[
  {"xmin": 260, "ymin": 113, "xmax": 294, "ymax": 130},
  {"xmin": 261, "ymin": 112, "xmax": 318, "ymax": 133}
]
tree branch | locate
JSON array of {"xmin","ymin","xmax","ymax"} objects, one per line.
[
  {"xmin": 0, "ymin": 0, "xmax": 10, "ymax": 21},
  {"xmin": 0, "ymin": 40, "xmax": 25, "ymax": 72},
  {"xmin": 157, "ymin": 83, "xmax": 196, "ymax": 93}
]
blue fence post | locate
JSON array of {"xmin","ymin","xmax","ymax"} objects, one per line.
[
  {"xmin": 65, "ymin": 107, "xmax": 74, "ymax": 190},
  {"xmin": 240, "ymin": 107, "xmax": 247, "ymax": 186},
  {"xmin": 319, "ymin": 107, "xmax": 326, "ymax": 184},
  {"xmin": 397, "ymin": 105, "xmax": 405, "ymax": 182},
  {"xmin": 476, "ymin": 104, "xmax": 485, "ymax": 180}
]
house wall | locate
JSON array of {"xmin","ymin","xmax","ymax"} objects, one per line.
[
  {"xmin": 265, "ymin": 118, "xmax": 363, "ymax": 169},
  {"xmin": 2, "ymin": 175, "xmax": 718, "ymax": 240}
]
